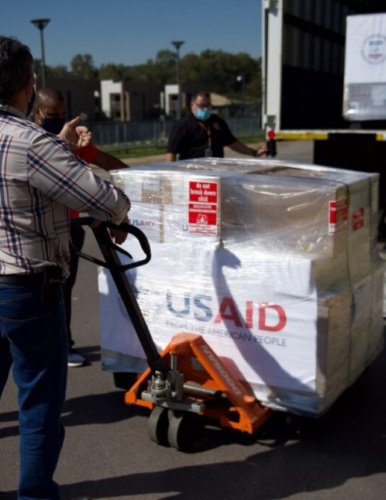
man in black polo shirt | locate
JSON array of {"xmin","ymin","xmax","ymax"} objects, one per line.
[{"xmin": 166, "ymin": 91, "xmax": 267, "ymax": 161}]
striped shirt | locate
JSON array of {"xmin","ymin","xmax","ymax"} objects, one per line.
[{"xmin": 0, "ymin": 104, "xmax": 131, "ymax": 280}]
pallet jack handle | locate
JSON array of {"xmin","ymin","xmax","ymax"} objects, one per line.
[
  {"xmin": 73, "ymin": 217, "xmax": 151, "ymax": 271},
  {"xmin": 72, "ymin": 217, "xmax": 169, "ymax": 374}
]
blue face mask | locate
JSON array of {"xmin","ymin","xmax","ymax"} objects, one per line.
[
  {"xmin": 194, "ymin": 108, "xmax": 211, "ymax": 121},
  {"xmin": 40, "ymin": 117, "xmax": 66, "ymax": 135}
]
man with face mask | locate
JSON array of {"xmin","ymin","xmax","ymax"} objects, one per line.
[
  {"xmin": 35, "ymin": 87, "xmax": 131, "ymax": 367},
  {"xmin": 166, "ymin": 90, "xmax": 267, "ymax": 161},
  {"xmin": 0, "ymin": 36, "xmax": 131, "ymax": 499},
  {"xmin": 34, "ymin": 87, "xmax": 130, "ymax": 170},
  {"xmin": 34, "ymin": 87, "xmax": 66, "ymax": 133}
]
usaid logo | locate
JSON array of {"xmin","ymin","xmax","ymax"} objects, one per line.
[
  {"xmin": 362, "ymin": 35, "xmax": 386, "ymax": 64},
  {"xmin": 166, "ymin": 292, "xmax": 287, "ymax": 332}
]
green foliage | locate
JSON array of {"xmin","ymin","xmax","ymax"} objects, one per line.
[
  {"xmin": 101, "ymin": 143, "xmax": 167, "ymax": 159},
  {"xmin": 99, "ymin": 63, "xmax": 127, "ymax": 81},
  {"xmin": 181, "ymin": 50, "xmax": 261, "ymax": 99},
  {"xmin": 42, "ymin": 49, "xmax": 262, "ymax": 100},
  {"xmin": 70, "ymin": 54, "xmax": 98, "ymax": 80},
  {"xmin": 47, "ymin": 64, "xmax": 72, "ymax": 80}
]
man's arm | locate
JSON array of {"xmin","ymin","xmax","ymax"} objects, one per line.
[
  {"xmin": 74, "ymin": 144, "xmax": 130, "ymax": 243},
  {"xmin": 91, "ymin": 150, "xmax": 129, "ymax": 171},
  {"xmin": 166, "ymin": 120, "xmax": 185, "ymax": 162},
  {"xmin": 75, "ymin": 144, "xmax": 129, "ymax": 171},
  {"xmin": 228, "ymin": 140, "xmax": 267, "ymax": 157},
  {"xmin": 87, "ymin": 149, "xmax": 130, "ymax": 245},
  {"xmin": 166, "ymin": 153, "xmax": 177, "ymax": 162},
  {"xmin": 29, "ymin": 137, "xmax": 130, "ymax": 225}
]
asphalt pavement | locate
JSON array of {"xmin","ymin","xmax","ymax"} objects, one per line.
[{"xmin": 1, "ymin": 141, "xmax": 386, "ymax": 500}]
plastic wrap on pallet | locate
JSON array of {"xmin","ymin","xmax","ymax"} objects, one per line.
[
  {"xmin": 99, "ymin": 158, "xmax": 384, "ymax": 417},
  {"xmin": 343, "ymin": 13, "xmax": 386, "ymax": 121}
]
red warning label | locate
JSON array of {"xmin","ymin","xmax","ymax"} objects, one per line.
[
  {"xmin": 329, "ymin": 199, "xmax": 348, "ymax": 234},
  {"xmin": 188, "ymin": 181, "xmax": 219, "ymax": 234},
  {"xmin": 352, "ymin": 207, "xmax": 365, "ymax": 231}
]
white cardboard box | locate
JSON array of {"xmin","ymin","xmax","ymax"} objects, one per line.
[{"xmin": 99, "ymin": 160, "xmax": 384, "ymax": 417}]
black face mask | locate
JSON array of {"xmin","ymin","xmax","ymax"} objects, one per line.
[
  {"xmin": 26, "ymin": 88, "xmax": 36, "ymax": 117},
  {"xmin": 40, "ymin": 117, "xmax": 66, "ymax": 135}
]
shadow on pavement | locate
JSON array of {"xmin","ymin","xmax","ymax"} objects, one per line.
[{"xmin": 58, "ymin": 340, "xmax": 386, "ymax": 499}]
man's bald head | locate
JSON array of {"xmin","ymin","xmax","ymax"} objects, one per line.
[{"xmin": 34, "ymin": 88, "xmax": 66, "ymax": 134}]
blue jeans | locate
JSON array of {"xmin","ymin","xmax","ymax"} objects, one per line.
[{"xmin": 0, "ymin": 282, "xmax": 68, "ymax": 500}]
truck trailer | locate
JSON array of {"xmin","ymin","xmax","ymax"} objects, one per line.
[{"xmin": 262, "ymin": 0, "xmax": 386, "ymax": 214}]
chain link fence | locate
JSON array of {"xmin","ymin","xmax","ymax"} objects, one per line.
[{"xmin": 89, "ymin": 116, "xmax": 263, "ymax": 148}]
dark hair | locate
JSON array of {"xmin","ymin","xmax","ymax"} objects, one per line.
[
  {"xmin": 191, "ymin": 91, "xmax": 210, "ymax": 103},
  {"xmin": 0, "ymin": 36, "xmax": 34, "ymax": 101}
]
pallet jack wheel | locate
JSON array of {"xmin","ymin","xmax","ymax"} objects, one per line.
[
  {"xmin": 167, "ymin": 411, "xmax": 203, "ymax": 452},
  {"xmin": 148, "ymin": 406, "xmax": 170, "ymax": 447}
]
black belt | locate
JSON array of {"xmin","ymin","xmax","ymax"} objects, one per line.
[{"xmin": 0, "ymin": 271, "xmax": 61, "ymax": 286}]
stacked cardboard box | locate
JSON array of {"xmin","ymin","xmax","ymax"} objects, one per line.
[{"xmin": 99, "ymin": 159, "xmax": 384, "ymax": 416}]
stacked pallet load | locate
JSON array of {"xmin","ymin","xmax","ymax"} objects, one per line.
[{"xmin": 98, "ymin": 158, "xmax": 384, "ymax": 416}]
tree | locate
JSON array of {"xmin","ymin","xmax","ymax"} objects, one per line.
[
  {"xmin": 42, "ymin": 50, "xmax": 263, "ymax": 103},
  {"xmin": 70, "ymin": 54, "xmax": 98, "ymax": 79},
  {"xmin": 155, "ymin": 49, "xmax": 176, "ymax": 66},
  {"xmin": 100, "ymin": 63, "xmax": 127, "ymax": 81},
  {"xmin": 153, "ymin": 49, "xmax": 176, "ymax": 85},
  {"xmin": 47, "ymin": 65, "xmax": 72, "ymax": 80},
  {"xmin": 179, "ymin": 50, "xmax": 261, "ymax": 102}
]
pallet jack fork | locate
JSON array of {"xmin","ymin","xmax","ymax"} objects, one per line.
[{"xmin": 76, "ymin": 218, "xmax": 272, "ymax": 451}]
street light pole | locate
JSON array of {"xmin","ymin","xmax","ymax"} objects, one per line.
[
  {"xmin": 31, "ymin": 18, "xmax": 50, "ymax": 88},
  {"xmin": 171, "ymin": 40, "xmax": 185, "ymax": 120}
]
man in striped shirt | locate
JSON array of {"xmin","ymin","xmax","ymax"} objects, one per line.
[{"xmin": 0, "ymin": 36, "xmax": 131, "ymax": 500}]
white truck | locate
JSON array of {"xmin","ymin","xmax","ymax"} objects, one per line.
[{"xmin": 262, "ymin": 0, "xmax": 386, "ymax": 215}]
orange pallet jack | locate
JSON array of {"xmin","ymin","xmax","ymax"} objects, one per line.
[{"xmin": 76, "ymin": 218, "xmax": 272, "ymax": 451}]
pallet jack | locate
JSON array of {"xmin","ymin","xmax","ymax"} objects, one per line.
[{"xmin": 75, "ymin": 218, "xmax": 272, "ymax": 451}]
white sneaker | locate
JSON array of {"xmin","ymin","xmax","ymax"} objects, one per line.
[{"xmin": 68, "ymin": 348, "xmax": 86, "ymax": 367}]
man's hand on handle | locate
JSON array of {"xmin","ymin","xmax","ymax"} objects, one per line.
[{"xmin": 90, "ymin": 215, "xmax": 129, "ymax": 245}]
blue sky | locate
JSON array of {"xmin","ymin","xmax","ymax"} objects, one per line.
[{"xmin": 1, "ymin": 0, "xmax": 262, "ymax": 68}]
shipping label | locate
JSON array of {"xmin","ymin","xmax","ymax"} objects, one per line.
[
  {"xmin": 352, "ymin": 207, "xmax": 365, "ymax": 231},
  {"xmin": 188, "ymin": 180, "xmax": 219, "ymax": 234},
  {"xmin": 329, "ymin": 199, "xmax": 348, "ymax": 234}
]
